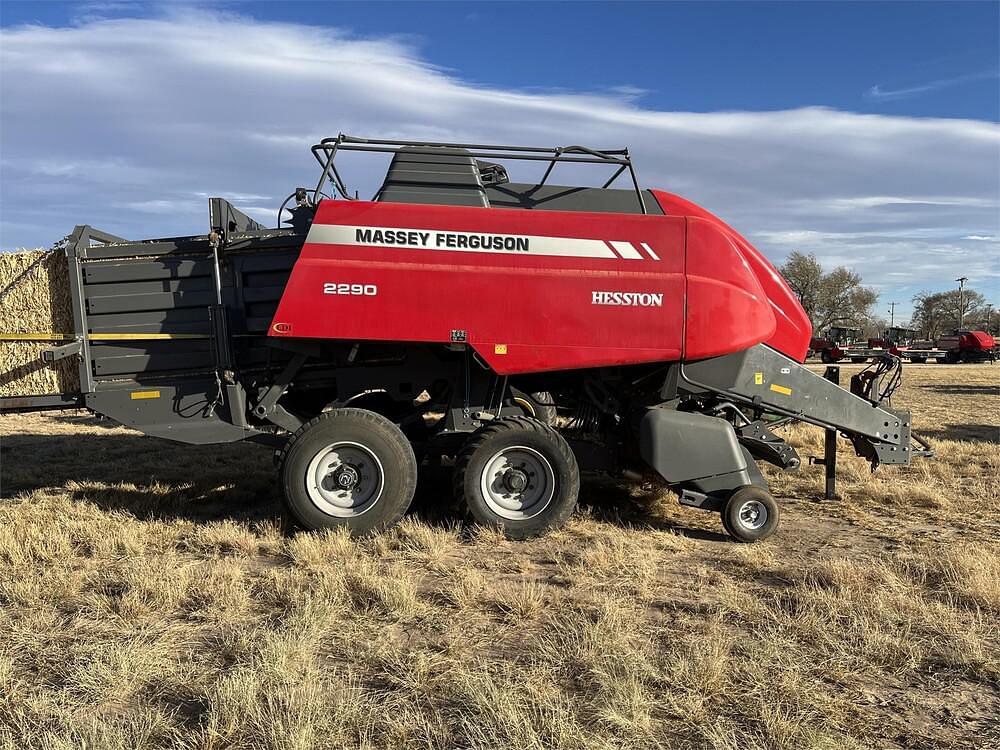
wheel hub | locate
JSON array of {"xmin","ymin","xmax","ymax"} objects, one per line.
[
  {"xmin": 737, "ymin": 499, "xmax": 768, "ymax": 530},
  {"xmin": 502, "ymin": 468, "xmax": 529, "ymax": 493},
  {"xmin": 480, "ymin": 446, "xmax": 556, "ymax": 521},
  {"xmin": 305, "ymin": 441, "xmax": 385, "ymax": 518},
  {"xmin": 333, "ymin": 464, "xmax": 360, "ymax": 490}
]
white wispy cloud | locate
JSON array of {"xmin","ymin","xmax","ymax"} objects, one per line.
[
  {"xmin": 1, "ymin": 9, "xmax": 998, "ymax": 318},
  {"xmin": 866, "ymin": 70, "xmax": 999, "ymax": 101}
]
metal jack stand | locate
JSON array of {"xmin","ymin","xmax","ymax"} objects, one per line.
[{"xmin": 809, "ymin": 366, "xmax": 840, "ymax": 500}]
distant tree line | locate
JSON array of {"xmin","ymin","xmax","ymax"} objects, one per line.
[
  {"xmin": 778, "ymin": 252, "xmax": 996, "ymax": 339},
  {"xmin": 778, "ymin": 252, "xmax": 877, "ymax": 333},
  {"xmin": 910, "ymin": 289, "xmax": 994, "ymax": 339}
]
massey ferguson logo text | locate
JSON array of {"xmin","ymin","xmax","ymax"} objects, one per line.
[
  {"xmin": 592, "ymin": 291, "xmax": 663, "ymax": 307},
  {"xmin": 355, "ymin": 228, "xmax": 529, "ymax": 252}
]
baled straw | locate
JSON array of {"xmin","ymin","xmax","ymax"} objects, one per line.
[{"xmin": 0, "ymin": 249, "xmax": 79, "ymax": 396}]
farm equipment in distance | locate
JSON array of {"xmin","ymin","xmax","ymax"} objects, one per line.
[
  {"xmin": 804, "ymin": 326, "xmax": 992, "ymax": 365},
  {"xmin": 809, "ymin": 326, "xmax": 871, "ymax": 363},
  {"xmin": 0, "ymin": 134, "xmax": 934, "ymax": 542},
  {"xmin": 868, "ymin": 327, "xmax": 919, "ymax": 353},
  {"xmin": 901, "ymin": 330, "xmax": 997, "ymax": 364}
]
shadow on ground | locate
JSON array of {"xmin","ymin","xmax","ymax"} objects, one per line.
[
  {"xmin": 2, "ymin": 429, "xmax": 727, "ymax": 539},
  {"xmin": 918, "ymin": 384, "xmax": 999, "ymax": 396},
  {"xmin": 918, "ymin": 424, "xmax": 1000, "ymax": 444},
  {"xmin": 1, "ymin": 430, "xmax": 281, "ymax": 525}
]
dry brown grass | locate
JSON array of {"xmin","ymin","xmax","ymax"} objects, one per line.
[{"xmin": 1, "ymin": 364, "xmax": 998, "ymax": 749}]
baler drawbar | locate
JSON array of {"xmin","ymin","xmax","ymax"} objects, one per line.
[{"xmin": 1, "ymin": 134, "xmax": 933, "ymax": 541}]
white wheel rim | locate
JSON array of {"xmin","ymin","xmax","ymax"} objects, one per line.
[
  {"xmin": 736, "ymin": 499, "xmax": 768, "ymax": 531},
  {"xmin": 480, "ymin": 445, "xmax": 556, "ymax": 520},
  {"xmin": 305, "ymin": 441, "xmax": 384, "ymax": 517}
]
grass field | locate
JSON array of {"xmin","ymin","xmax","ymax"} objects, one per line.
[{"xmin": 1, "ymin": 364, "xmax": 998, "ymax": 749}]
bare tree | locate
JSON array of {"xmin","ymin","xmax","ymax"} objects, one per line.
[
  {"xmin": 858, "ymin": 314, "xmax": 889, "ymax": 339},
  {"xmin": 911, "ymin": 289, "xmax": 988, "ymax": 338},
  {"xmin": 779, "ymin": 252, "xmax": 878, "ymax": 333}
]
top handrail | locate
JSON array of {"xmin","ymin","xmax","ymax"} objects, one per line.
[{"xmin": 308, "ymin": 133, "xmax": 647, "ymax": 214}]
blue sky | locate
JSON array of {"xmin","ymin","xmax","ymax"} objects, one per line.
[{"xmin": 1, "ymin": 1, "xmax": 998, "ymax": 321}]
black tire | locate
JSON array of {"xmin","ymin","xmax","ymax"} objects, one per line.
[
  {"xmin": 944, "ymin": 351, "xmax": 960, "ymax": 364},
  {"xmin": 280, "ymin": 408, "xmax": 417, "ymax": 535},
  {"xmin": 850, "ymin": 357, "xmax": 868, "ymax": 364},
  {"xmin": 454, "ymin": 416, "xmax": 579, "ymax": 539},
  {"xmin": 509, "ymin": 389, "xmax": 557, "ymax": 426},
  {"xmin": 721, "ymin": 486, "xmax": 780, "ymax": 543},
  {"xmin": 910, "ymin": 357, "xmax": 926, "ymax": 364},
  {"xmin": 820, "ymin": 350, "xmax": 834, "ymax": 364}
]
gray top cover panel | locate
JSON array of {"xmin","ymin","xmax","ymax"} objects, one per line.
[
  {"xmin": 377, "ymin": 147, "xmax": 488, "ymax": 207},
  {"xmin": 486, "ymin": 184, "xmax": 663, "ymax": 215}
]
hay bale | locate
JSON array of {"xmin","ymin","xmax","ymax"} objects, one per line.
[{"xmin": 0, "ymin": 249, "xmax": 79, "ymax": 396}]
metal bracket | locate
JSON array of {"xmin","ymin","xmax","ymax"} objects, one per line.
[
  {"xmin": 678, "ymin": 488, "xmax": 724, "ymax": 512},
  {"xmin": 252, "ymin": 352, "xmax": 308, "ymax": 430},
  {"xmin": 41, "ymin": 340, "xmax": 82, "ymax": 363},
  {"xmin": 737, "ymin": 420, "xmax": 800, "ymax": 469},
  {"xmin": 266, "ymin": 404, "xmax": 303, "ymax": 433},
  {"xmin": 819, "ymin": 366, "xmax": 839, "ymax": 499},
  {"xmin": 224, "ymin": 382, "xmax": 249, "ymax": 430}
]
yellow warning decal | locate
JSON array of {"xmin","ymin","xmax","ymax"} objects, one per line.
[
  {"xmin": 769, "ymin": 384, "xmax": 792, "ymax": 396},
  {"xmin": 130, "ymin": 390, "xmax": 161, "ymax": 400},
  {"xmin": 91, "ymin": 333, "xmax": 207, "ymax": 340},
  {"xmin": 754, "ymin": 372, "xmax": 764, "ymax": 385},
  {"xmin": 0, "ymin": 333, "xmax": 207, "ymax": 341},
  {"xmin": 494, "ymin": 344, "xmax": 508, "ymax": 354},
  {"xmin": 0, "ymin": 333, "xmax": 75, "ymax": 341}
]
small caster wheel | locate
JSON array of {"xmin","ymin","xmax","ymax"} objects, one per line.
[{"xmin": 721, "ymin": 486, "xmax": 779, "ymax": 542}]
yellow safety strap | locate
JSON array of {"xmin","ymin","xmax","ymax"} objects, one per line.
[{"xmin": 0, "ymin": 332, "xmax": 208, "ymax": 341}]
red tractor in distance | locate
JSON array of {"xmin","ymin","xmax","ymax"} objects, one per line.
[
  {"xmin": 809, "ymin": 326, "xmax": 866, "ymax": 363},
  {"xmin": 867, "ymin": 327, "xmax": 919, "ymax": 356}
]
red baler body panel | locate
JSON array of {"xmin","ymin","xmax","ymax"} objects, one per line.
[
  {"xmin": 271, "ymin": 196, "xmax": 809, "ymax": 374},
  {"xmin": 969, "ymin": 331, "xmax": 996, "ymax": 350},
  {"xmin": 938, "ymin": 331, "xmax": 996, "ymax": 352},
  {"xmin": 651, "ymin": 191, "xmax": 812, "ymax": 362}
]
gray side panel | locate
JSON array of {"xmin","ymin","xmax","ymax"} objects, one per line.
[
  {"xmin": 86, "ymin": 379, "xmax": 256, "ymax": 444},
  {"xmin": 76, "ymin": 241, "xmax": 298, "ymax": 383},
  {"xmin": 639, "ymin": 409, "xmax": 747, "ymax": 483},
  {"xmin": 210, "ymin": 197, "xmax": 266, "ymax": 234},
  {"xmin": 486, "ymin": 184, "xmax": 664, "ymax": 215},
  {"xmin": 86, "ymin": 308, "xmax": 211, "ymax": 335}
]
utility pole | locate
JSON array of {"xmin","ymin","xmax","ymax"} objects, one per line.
[
  {"xmin": 987, "ymin": 303, "xmax": 994, "ymax": 334},
  {"xmin": 956, "ymin": 277, "xmax": 968, "ymax": 329},
  {"xmin": 887, "ymin": 301, "xmax": 898, "ymax": 328}
]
